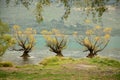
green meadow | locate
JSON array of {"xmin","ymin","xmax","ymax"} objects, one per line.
[{"xmin": 0, "ymin": 56, "xmax": 120, "ymax": 80}]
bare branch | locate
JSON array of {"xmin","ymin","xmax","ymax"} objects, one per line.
[
  {"xmin": 9, "ymin": 47, "xmax": 24, "ymax": 51},
  {"xmin": 95, "ymin": 40, "xmax": 110, "ymax": 53}
]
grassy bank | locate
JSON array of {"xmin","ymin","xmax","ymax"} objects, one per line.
[{"xmin": 0, "ymin": 56, "xmax": 120, "ymax": 80}]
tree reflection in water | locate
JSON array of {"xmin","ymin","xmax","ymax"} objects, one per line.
[{"xmin": 3, "ymin": 0, "xmax": 120, "ymax": 23}]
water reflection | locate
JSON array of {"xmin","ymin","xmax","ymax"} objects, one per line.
[
  {"xmin": 0, "ymin": 49, "xmax": 54, "ymax": 65},
  {"xmin": 2, "ymin": 0, "xmax": 120, "ymax": 23},
  {"xmin": 20, "ymin": 56, "xmax": 35, "ymax": 65}
]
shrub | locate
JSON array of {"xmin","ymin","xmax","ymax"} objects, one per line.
[
  {"xmin": 0, "ymin": 19, "xmax": 15, "ymax": 56},
  {"xmin": 0, "ymin": 62, "xmax": 13, "ymax": 67}
]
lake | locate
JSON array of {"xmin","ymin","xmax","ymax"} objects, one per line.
[
  {"xmin": 0, "ymin": 35, "xmax": 120, "ymax": 65},
  {"xmin": 0, "ymin": 0, "xmax": 120, "ymax": 65}
]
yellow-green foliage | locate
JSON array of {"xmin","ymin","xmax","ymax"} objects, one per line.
[
  {"xmin": 41, "ymin": 29, "xmax": 67, "ymax": 55},
  {"xmin": 0, "ymin": 19, "xmax": 9, "ymax": 33},
  {"xmin": 0, "ymin": 19, "xmax": 15, "ymax": 56},
  {"xmin": 35, "ymin": 0, "xmax": 50, "ymax": 23},
  {"xmin": 35, "ymin": 2, "xmax": 43, "ymax": 23},
  {"xmin": 74, "ymin": 25, "xmax": 112, "ymax": 56},
  {"xmin": 13, "ymin": 25, "xmax": 36, "ymax": 51},
  {"xmin": 0, "ymin": 62, "xmax": 13, "ymax": 67}
]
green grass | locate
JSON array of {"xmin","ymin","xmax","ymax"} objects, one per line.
[
  {"xmin": 39, "ymin": 56, "xmax": 75, "ymax": 68},
  {"xmin": 39, "ymin": 56, "xmax": 120, "ymax": 68},
  {"xmin": 79, "ymin": 56, "xmax": 120, "ymax": 67},
  {"xmin": 112, "ymin": 72, "xmax": 120, "ymax": 80},
  {"xmin": 0, "ymin": 56, "xmax": 120, "ymax": 80}
]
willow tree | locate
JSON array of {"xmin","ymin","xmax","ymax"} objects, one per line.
[
  {"xmin": 74, "ymin": 26, "xmax": 112, "ymax": 58},
  {"xmin": 41, "ymin": 29, "xmax": 67, "ymax": 57},
  {"xmin": 12, "ymin": 25, "xmax": 36, "ymax": 58},
  {"xmin": 0, "ymin": 19, "xmax": 15, "ymax": 56}
]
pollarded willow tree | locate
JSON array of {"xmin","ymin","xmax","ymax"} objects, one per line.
[
  {"xmin": 0, "ymin": 19, "xmax": 15, "ymax": 56},
  {"xmin": 74, "ymin": 26, "xmax": 112, "ymax": 58},
  {"xmin": 12, "ymin": 25, "xmax": 36, "ymax": 58},
  {"xmin": 41, "ymin": 29, "xmax": 68, "ymax": 57}
]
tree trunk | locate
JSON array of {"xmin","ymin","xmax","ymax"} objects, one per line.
[
  {"xmin": 87, "ymin": 50, "xmax": 97, "ymax": 58},
  {"xmin": 56, "ymin": 52, "xmax": 63, "ymax": 57},
  {"xmin": 20, "ymin": 50, "xmax": 30, "ymax": 58}
]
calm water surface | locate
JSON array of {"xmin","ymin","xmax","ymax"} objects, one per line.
[
  {"xmin": 0, "ymin": 1, "xmax": 120, "ymax": 65},
  {"xmin": 0, "ymin": 35, "xmax": 120, "ymax": 65}
]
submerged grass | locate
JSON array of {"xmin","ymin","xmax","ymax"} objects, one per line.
[{"xmin": 0, "ymin": 56, "xmax": 120, "ymax": 80}]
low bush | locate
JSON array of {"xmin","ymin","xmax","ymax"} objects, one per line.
[{"xmin": 0, "ymin": 62, "xmax": 13, "ymax": 67}]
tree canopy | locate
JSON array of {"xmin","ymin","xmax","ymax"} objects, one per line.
[
  {"xmin": 12, "ymin": 25, "xmax": 36, "ymax": 58},
  {"xmin": 74, "ymin": 25, "xmax": 112, "ymax": 58},
  {"xmin": 41, "ymin": 29, "xmax": 67, "ymax": 56},
  {"xmin": 0, "ymin": 19, "xmax": 15, "ymax": 56}
]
